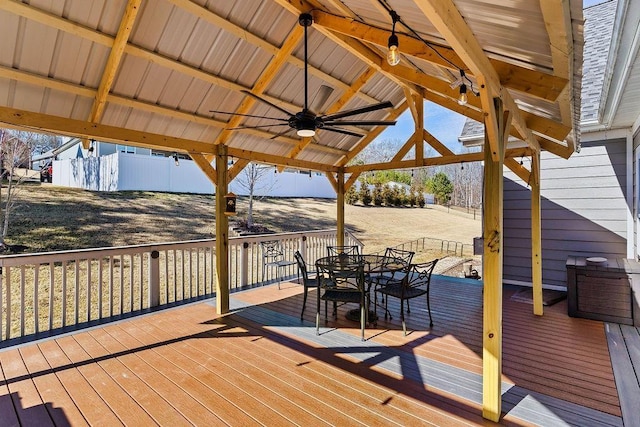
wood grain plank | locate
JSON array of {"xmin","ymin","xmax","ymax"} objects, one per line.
[
  {"xmin": 0, "ymin": 349, "xmax": 54, "ymax": 427},
  {"xmin": 37, "ymin": 339, "xmax": 123, "ymax": 426},
  {"xmin": 18, "ymin": 344, "xmax": 88, "ymax": 426}
]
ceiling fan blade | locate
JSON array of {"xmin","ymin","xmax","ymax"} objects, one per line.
[
  {"xmin": 270, "ymin": 128, "xmax": 294, "ymax": 140},
  {"xmin": 322, "ymin": 126, "xmax": 365, "ymax": 138},
  {"xmin": 209, "ymin": 110, "xmax": 289, "ymax": 121},
  {"xmin": 226, "ymin": 123, "xmax": 290, "ymax": 130},
  {"xmin": 323, "ymin": 120, "xmax": 397, "ymax": 126},
  {"xmin": 310, "ymin": 85, "xmax": 334, "ymax": 114},
  {"xmin": 320, "ymin": 101, "xmax": 393, "ymax": 121},
  {"xmin": 241, "ymin": 90, "xmax": 294, "ymax": 116}
]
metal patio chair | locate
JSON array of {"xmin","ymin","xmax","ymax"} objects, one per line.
[{"xmin": 261, "ymin": 240, "xmax": 296, "ymax": 289}]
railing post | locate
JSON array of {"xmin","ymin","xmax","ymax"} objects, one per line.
[
  {"xmin": 149, "ymin": 250, "xmax": 160, "ymax": 307},
  {"xmin": 241, "ymin": 242, "xmax": 249, "ymax": 288},
  {"xmin": 301, "ymin": 235, "xmax": 307, "ymax": 260}
]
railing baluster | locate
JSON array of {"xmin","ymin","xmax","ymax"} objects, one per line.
[
  {"xmin": 119, "ymin": 255, "xmax": 124, "ymax": 315},
  {"xmin": 86, "ymin": 259, "xmax": 92, "ymax": 322},
  {"xmin": 164, "ymin": 250, "xmax": 169, "ymax": 304},
  {"xmin": 109, "ymin": 256, "xmax": 114, "ymax": 317},
  {"xmin": 20, "ymin": 264, "xmax": 29, "ymax": 336},
  {"xmin": 129, "ymin": 254, "xmax": 134, "ymax": 313},
  {"xmin": 34, "ymin": 265, "xmax": 39, "ymax": 334},
  {"xmin": 0, "ymin": 266, "xmax": 3, "ymax": 340},
  {"xmin": 5, "ymin": 267, "xmax": 11, "ymax": 339},
  {"xmin": 139, "ymin": 253, "xmax": 144, "ymax": 310},
  {"xmin": 98, "ymin": 257, "xmax": 103, "ymax": 319},
  {"xmin": 62, "ymin": 261, "xmax": 67, "ymax": 327},
  {"xmin": 74, "ymin": 260, "xmax": 79, "ymax": 325},
  {"xmin": 49, "ymin": 262, "xmax": 54, "ymax": 331}
]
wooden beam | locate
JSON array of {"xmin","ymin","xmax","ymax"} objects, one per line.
[
  {"xmin": 0, "ymin": 63, "xmax": 352, "ymax": 153},
  {"xmin": 423, "ymin": 129, "xmax": 454, "ymax": 156},
  {"xmin": 336, "ymin": 170, "xmax": 345, "ymax": 246},
  {"xmin": 414, "ymin": 0, "xmax": 541, "ymax": 154},
  {"xmin": 0, "ymin": 106, "xmax": 216, "ymax": 154},
  {"xmin": 0, "ymin": 106, "xmax": 338, "ymax": 172},
  {"xmin": 228, "ymin": 159, "xmax": 250, "ymax": 181},
  {"xmin": 340, "ymin": 100, "xmax": 408, "ymax": 166},
  {"xmin": 325, "ymin": 172, "xmax": 338, "ymax": 193},
  {"xmin": 215, "ymin": 24, "xmax": 304, "ymax": 146},
  {"xmin": 531, "ymin": 151, "xmax": 543, "ymax": 316},
  {"xmin": 539, "ymin": 0, "xmax": 574, "ymax": 127},
  {"xmin": 215, "ymin": 144, "xmax": 230, "ymax": 315},
  {"xmin": 391, "ymin": 131, "xmax": 419, "ymax": 163},
  {"xmin": 226, "ymin": 147, "xmax": 338, "ymax": 173},
  {"xmin": 414, "ymin": 91, "xmax": 424, "ymax": 161},
  {"xmin": 312, "ymin": 11, "xmax": 568, "ymax": 102},
  {"xmin": 190, "ymin": 153, "xmax": 217, "ymax": 186},
  {"xmin": 344, "ymin": 172, "xmax": 361, "ymax": 192},
  {"xmin": 87, "ymin": 0, "xmax": 142, "ymax": 147},
  {"xmin": 165, "ymin": 0, "xmax": 378, "ymax": 105},
  {"xmin": 481, "ymin": 97, "xmax": 505, "ymax": 422}
]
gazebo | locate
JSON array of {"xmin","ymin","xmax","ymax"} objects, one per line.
[{"xmin": 0, "ymin": 0, "xmax": 583, "ymax": 421}]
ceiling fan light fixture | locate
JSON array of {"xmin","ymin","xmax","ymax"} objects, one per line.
[{"xmin": 297, "ymin": 128, "xmax": 316, "ymax": 137}]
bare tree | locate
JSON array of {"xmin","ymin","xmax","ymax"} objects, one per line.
[
  {"xmin": 233, "ymin": 162, "xmax": 277, "ymax": 228},
  {"xmin": 0, "ymin": 130, "xmax": 32, "ymax": 249}
]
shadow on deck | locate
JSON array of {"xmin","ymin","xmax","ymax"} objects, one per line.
[{"xmin": 0, "ymin": 275, "xmax": 626, "ymax": 426}]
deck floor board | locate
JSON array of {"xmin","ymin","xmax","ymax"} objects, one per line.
[{"xmin": 0, "ymin": 276, "xmax": 627, "ymax": 426}]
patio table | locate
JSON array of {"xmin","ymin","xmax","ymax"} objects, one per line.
[{"xmin": 315, "ymin": 254, "xmax": 409, "ymax": 323}]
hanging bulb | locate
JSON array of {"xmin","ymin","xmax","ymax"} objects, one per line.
[
  {"xmin": 458, "ymin": 83, "xmax": 468, "ymax": 106},
  {"xmin": 173, "ymin": 152, "xmax": 179, "ymax": 166},
  {"xmin": 461, "ymin": 162, "xmax": 464, "ymax": 170},
  {"xmin": 387, "ymin": 33, "xmax": 400, "ymax": 66},
  {"xmin": 520, "ymin": 157, "xmax": 524, "ymax": 165}
]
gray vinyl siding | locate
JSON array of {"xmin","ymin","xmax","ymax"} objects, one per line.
[{"xmin": 503, "ymin": 138, "xmax": 628, "ymax": 287}]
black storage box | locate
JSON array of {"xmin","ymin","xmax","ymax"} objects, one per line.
[{"xmin": 566, "ymin": 256, "xmax": 640, "ymax": 326}]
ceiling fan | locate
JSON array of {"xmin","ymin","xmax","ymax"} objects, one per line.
[{"xmin": 210, "ymin": 13, "xmax": 397, "ymax": 139}]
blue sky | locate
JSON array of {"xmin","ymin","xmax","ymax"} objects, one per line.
[
  {"xmin": 376, "ymin": 101, "xmax": 468, "ymax": 153},
  {"xmin": 376, "ymin": 0, "xmax": 603, "ymax": 154}
]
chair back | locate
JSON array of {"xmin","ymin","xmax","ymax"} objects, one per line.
[
  {"xmin": 384, "ymin": 247, "xmax": 415, "ymax": 266},
  {"xmin": 294, "ymin": 250, "xmax": 310, "ymax": 283},
  {"xmin": 261, "ymin": 240, "xmax": 285, "ymax": 262},
  {"xmin": 405, "ymin": 259, "xmax": 439, "ymax": 292},
  {"xmin": 329, "ymin": 262, "xmax": 365, "ymax": 291},
  {"xmin": 327, "ymin": 245, "xmax": 360, "ymax": 257}
]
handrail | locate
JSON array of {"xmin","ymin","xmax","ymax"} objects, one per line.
[
  {"xmin": 385, "ymin": 236, "xmax": 473, "ymax": 257},
  {"xmin": 0, "ymin": 229, "xmax": 361, "ymax": 343}
]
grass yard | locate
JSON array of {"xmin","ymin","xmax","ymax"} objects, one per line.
[{"xmin": 8, "ymin": 183, "xmax": 481, "ymax": 254}]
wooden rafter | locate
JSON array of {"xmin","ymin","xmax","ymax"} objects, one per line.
[
  {"xmin": 282, "ymin": 67, "xmax": 378, "ymax": 163},
  {"xmin": 312, "ymin": 11, "xmax": 568, "ymax": 102},
  {"xmin": 0, "ymin": 66, "xmax": 348, "ymax": 157},
  {"xmin": 413, "ymin": 0, "xmax": 543, "ymax": 158},
  {"xmin": 165, "ymin": 0, "xmax": 378, "ymax": 105},
  {"xmin": 85, "ymin": 0, "xmax": 141, "ymax": 148},
  {"xmin": 214, "ymin": 24, "xmax": 304, "ymax": 148},
  {"xmin": 539, "ymin": 0, "xmax": 574, "ymax": 127},
  {"xmin": 190, "ymin": 153, "xmax": 218, "ymax": 186}
]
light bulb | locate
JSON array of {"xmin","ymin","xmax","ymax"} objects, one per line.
[
  {"xmin": 297, "ymin": 128, "xmax": 315, "ymax": 137},
  {"xmin": 387, "ymin": 34, "xmax": 400, "ymax": 66},
  {"xmin": 458, "ymin": 83, "xmax": 468, "ymax": 106}
]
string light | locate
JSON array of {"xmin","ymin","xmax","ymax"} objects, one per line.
[{"xmin": 387, "ymin": 11, "xmax": 400, "ymax": 66}]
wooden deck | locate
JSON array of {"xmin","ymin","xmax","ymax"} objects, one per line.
[{"xmin": 0, "ymin": 275, "xmax": 627, "ymax": 426}]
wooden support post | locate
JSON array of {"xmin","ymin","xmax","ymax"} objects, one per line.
[
  {"xmin": 482, "ymin": 97, "xmax": 505, "ymax": 422},
  {"xmin": 215, "ymin": 145, "xmax": 230, "ymax": 315},
  {"xmin": 337, "ymin": 170, "xmax": 345, "ymax": 246},
  {"xmin": 531, "ymin": 151, "xmax": 543, "ymax": 315}
]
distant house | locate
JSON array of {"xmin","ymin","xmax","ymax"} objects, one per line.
[
  {"xmin": 36, "ymin": 138, "xmax": 336, "ymax": 198},
  {"xmin": 459, "ymin": 0, "xmax": 640, "ymax": 289}
]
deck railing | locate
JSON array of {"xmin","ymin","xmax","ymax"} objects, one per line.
[{"xmin": 0, "ymin": 229, "xmax": 362, "ymax": 342}]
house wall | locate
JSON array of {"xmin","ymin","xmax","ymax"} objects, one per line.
[
  {"xmin": 53, "ymin": 152, "xmax": 337, "ymax": 198},
  {"xmin": 503, "ymin": 138, "xmax": 628, "ymax": 288}
]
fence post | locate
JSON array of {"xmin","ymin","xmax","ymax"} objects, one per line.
[
  {"xmin": 149, "ymin": 250, "xmax": 160, "ymax": 307},
  {"xmin": 241, "ymin": 242, "xmax": 249, "ymax": 288}
]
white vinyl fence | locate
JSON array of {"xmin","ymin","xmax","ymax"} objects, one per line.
[{"xmin": 0, "ymin": 230, "xmax": 362, "ymax": 342}]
